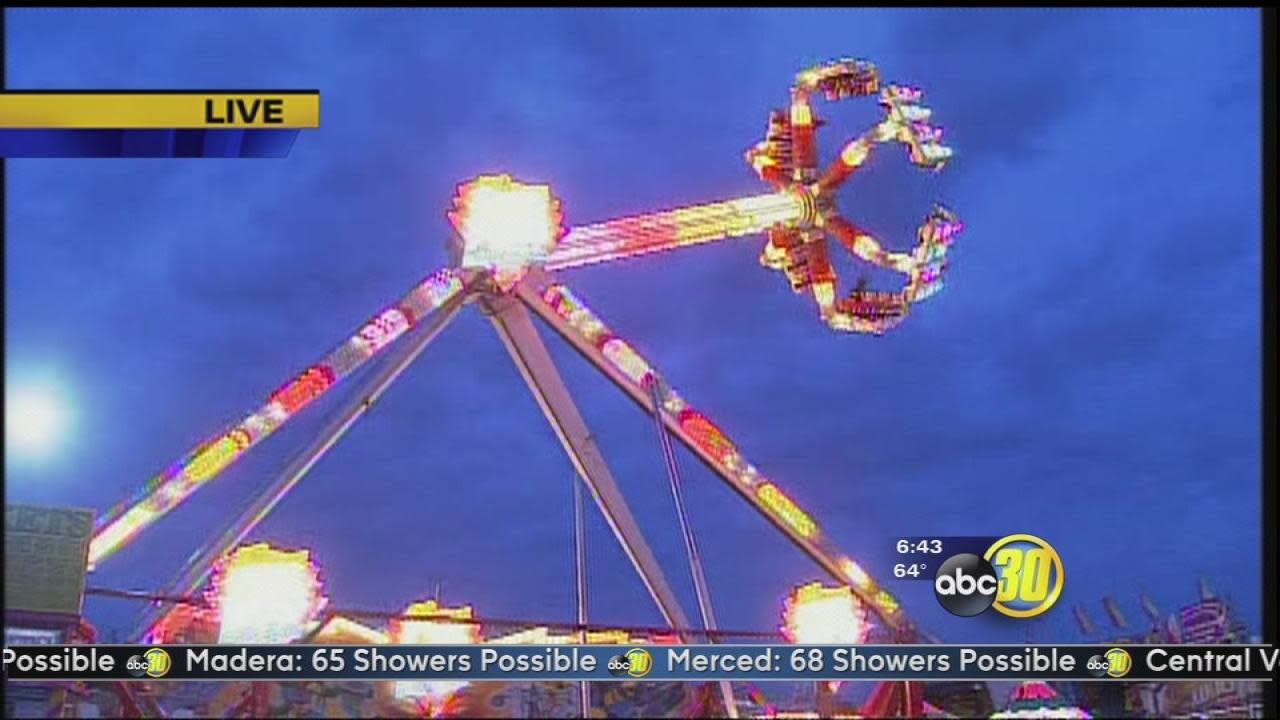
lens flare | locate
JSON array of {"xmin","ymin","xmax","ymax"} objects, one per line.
[{"xmin": 5, "ymin": 377, "xmax": 74, "ymax": 462}]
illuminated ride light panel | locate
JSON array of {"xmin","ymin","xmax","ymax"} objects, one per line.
[
  {"xmin": 147, "ymin": 602, "xmax": 220, "ymax": 645},
  {"xmin": 183, "ymin": 436, "xmax": 241, "ymax": 485},
  {"xmin": 781, "ymin": 581, "xmax": 870, "ymax": 645},
  {"xmin": 543, "ymin": 190, "xmax": 810, "ymax": 271},
  {"xmin": 879, "ymin": 84, "xmax": 954, "ymax": 168},
  {"xmin": 88, "ymin": 268, "xmax": 469, "ymax": 568},
  {"xmin": 677, "ymin": 408, "xmax": 739, "ymax": 467},
  {"xmin": 450, "ymin": 174, "xmax": 563, "ymax": 287},
  {"xmin": 796, "ymin": 58, "xmax": 880, "ymax": 101},
  {"xmin": 308, "ymin": 616, "xmax": 389, "ymax": 645},
  {"xmin": 601, "ymin": 337, "xmax": 653, "ymax": 386},
  {"xmin": 356, "ymin": 308, "xmax": 411, "ymax": 355},
  {"xmin": 585, "ymin": 629, "xmax": 633, "ymax": 645},
  {"xmin": 875, "ymin": 590, "xmax": 901, "ymax": 617},
  {"xmin": 214, "ymin": 543, "xmax": 326, "ymax": 645},
  {"xmin": 540, "ymin": 282, "xmax": 610, "ymax": 345},
  {"xmin": 270, "ymin": 366, "xmax": 336, "ymax": 416},
  {"xmin": 392, "ymin": 600, "xmax": 481, "ymax": 707},
  {"xmin": 486, "ymin": 627, "xmax": 565, "ymax": 645},
  {"xmin": 538, "ymin": 281, "xmax": 827, "ymax": 547},
  {"xmin": 756, "ymin": 483, "xmax": 818, "ymax": 539},
  {"xmin": 838, "ymin": 557, "xmax": 877, "ymax": 593}
]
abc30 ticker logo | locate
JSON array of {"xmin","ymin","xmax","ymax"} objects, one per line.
[
  {"xmin": 933, "ymin": 534, "xmax": 1064, "ymax": 618},
  {"xmin": 126, "ymin": 648, "xmax": 172, "ymax": 678},
  {"xmin": 1087, "ymin": 648, "xmax": 1132, "ymax": 678},
  {"xmin": 607, "ymin": 648, "xmax": 653, "ymax": 678}
]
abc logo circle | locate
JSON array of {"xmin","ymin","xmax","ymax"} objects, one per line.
[
  {"xmin": 933, "ymin": 553, "xmax": 999, "ymax": 617},
  {"xmin": 1086, "ymin": 655, "xmax": 1111, "ymax": 678},
  {"xmin": 607, "ymin": 655, "xmax": 631, "ymax": 677},
  {"xmin": 126, "ymin": 648, "xmax": 172, "ymax": 678},
  {"xmin": 126, "ymin": 655, "xmax": 149, "ymax": 678}
]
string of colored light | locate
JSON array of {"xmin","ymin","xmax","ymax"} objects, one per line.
[
  {"xmin": 750, "ymin": 70, "xmax": 961, "ymax": 335},
  {"xmin": 541, "ymin": 62, "xmax": 959, "ymax": 337},
  {"xmin": 787, "ymin": 59, "xmax": 881, "ymax": 182},
  {"xmin": 542, "ymin": 190, "xmax": 810, "ymax": 271},
  {"xmin": 878, "ymin": 84, "xmax": 954, "ymax": 169},
  {"xmin": 809, "ymin": 206, "xmax": 962, "ymax": 334},
  {"xmin": 537, "ymin": 282, "xmax": 902, "ymax": 622},
  {"xmin": 88, "ymin": 268, "xmax": 472, "ymax": 567}
]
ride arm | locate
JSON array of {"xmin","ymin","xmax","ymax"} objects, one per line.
[
  {"xmin": 516, "ymin": 268, "xmax": 907, "ymax": 630},
  {"xmin": 542, "ymin": 190, "xmax": 812, "ymax": 272},
  {"xmin": 89, "ymin": 267, "xmax": 478, "ymax": 567}
]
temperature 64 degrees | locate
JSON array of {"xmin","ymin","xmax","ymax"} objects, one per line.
[{"xmin": 893, "ymin": 562, "xmax": 929, "ymax": 579}]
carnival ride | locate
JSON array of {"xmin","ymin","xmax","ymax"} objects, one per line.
[{"xmin": 82, "ymin": 58, "xmax": 961, "ymax": 718}]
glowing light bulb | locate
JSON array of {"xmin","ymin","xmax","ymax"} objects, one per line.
[
  {"xmin": 214, "ymin": 543, "xmax": 326, "ymax": 645},
  {"xmin": 449, "ymin": 175, "xmax": 563, "ymax": 287},
  {"xmin": 782, "ymin": 582, "xmax": 870, "ymax": 645},
  {"xmin": 392, "ymin": 600, "xmax": 480, "ymax": 708}
]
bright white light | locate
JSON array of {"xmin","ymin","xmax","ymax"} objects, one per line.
[
  {"xmin": 216, "ymin": 544, "xmax": 326, "ymax": 645},
  {"xmin": 6, "ymin": 379, "xmax": 73, "ymax": 461},
  {"xmin": 393, "ymin": 600, "xmax": 479, "ymax": 706},
  {"xmin": 450, "ymin": 175, "xmax": 562, "ymax": 273},
  {"xmin": 782, "ymin": 582, "xmax": 869, "ymax": 645}
]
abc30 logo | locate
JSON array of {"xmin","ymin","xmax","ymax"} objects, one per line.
[
  {"xmin": 126, "ymin": 648, "xmax": 172, "ymax": 678},
  {"xmin": 607, "ymin": 648, "xmax": 653, "ymax": 678},
  {"xmin": 934, "ymin": 534, "xmax": 1063, "ymax": 618},
  {"xmin": 1087, "ymin": 648, "xmax": 1132, "ymax": 678}
]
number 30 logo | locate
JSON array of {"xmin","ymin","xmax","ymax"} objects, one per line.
[{"xmin": 983, "ymin": 533, "xmax": 1064, "ymax": 618}]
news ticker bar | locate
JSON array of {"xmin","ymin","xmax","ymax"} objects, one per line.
[
  {"xmin": 3, "ymin": 644, "xmax": 1276, "ymax": 683},
  {"xmin": 0, "ymin": 92, "xmax": 318, "ymax": 157}
]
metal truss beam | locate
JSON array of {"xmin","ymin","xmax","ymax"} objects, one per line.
[
  {"xmin": 516, "ymin": 267, "xmax": 908, "ymax": 634},
  {"xmin": 485, "ymin": 292, "xmax": 694, "ymax": 635},
  {"xmin": 135, "ymin": 290, "xmax": 471, "ymax": 641}
]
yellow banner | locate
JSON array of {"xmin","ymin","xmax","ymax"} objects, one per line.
[{"xmin": 0, "ymin": 92, "xmax": 319, "ymax": 128}]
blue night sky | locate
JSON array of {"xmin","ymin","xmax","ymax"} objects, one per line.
[{"xmin": 4, "ymin": 8, "xmax": 1262, "ymax": 650}]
